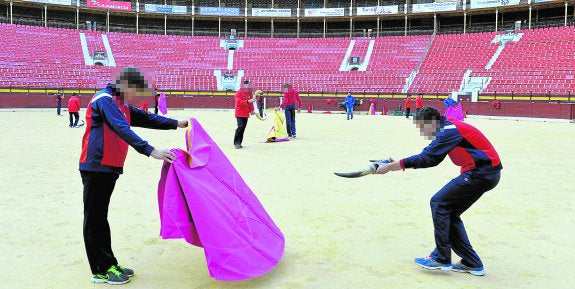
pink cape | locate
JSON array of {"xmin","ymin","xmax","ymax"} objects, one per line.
[
  {"xmin": 158, "ymin": 92, "xmax": 168, "ymax": 115},
  {"xmin": 445, "ymin": 103, "xmax": 465, "ymax": 121},
  {"xmin": 157, "ymin": 118, "xmax": 285, "ymax": 281}
]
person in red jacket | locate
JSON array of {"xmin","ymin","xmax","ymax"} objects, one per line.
[
  {"xmin": 234, "ymin": 80, "xmax": 256, "ymax": 149},
  {"xmin": 416, "ymin": 94, "xmax": 424, "ymax": 115},
  {"xmin": 280, "ymin": 83, "xmax": 302, "ymax": 138},
  {"xmin": 405, "ymin": 95, "xmax": 412, "ymax": 118},
  {"xmin": 68, "ymin": 93, "xmax": 81, "ymax": 127}
]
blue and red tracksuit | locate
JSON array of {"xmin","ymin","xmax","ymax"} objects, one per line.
[
  {"xmin": 79, "ymin": 83, "xmax": 179, "ymax": 275},
  {"xmin": 79, "ymin": 83, "xmax": 178, "ymax": 174},
  {"xmin": 400, "ymin": 118, "xmax": 502, "ymax": 268}
]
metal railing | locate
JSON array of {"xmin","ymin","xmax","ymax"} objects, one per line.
[{"xmin": 1, "ymin": 85, "xmax": 573, "ymax": 103}]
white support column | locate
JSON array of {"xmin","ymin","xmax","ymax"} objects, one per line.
[
  {"xmin": 135, "ymin": 1, "xmax": 139, "ymax": 34},
  {"xmin": 271, "ymin": 18, "xmax": 274, "ymax": 38},
  {"xmin": 136, "ymin": 13, "xmax": 139, "ymax": 34},
  {"xmin": 528, "ymin": 6, "xmax": 532, "ymax": 29},
  {"xmin": 433, "ymin": 13, "xmax": 437, "ymax": 34},
  {"xmin": 404, "ymin": 3, "xmax": 407, "ymax": 36},
  {"xmin": 218, "ymin": 17, "xmax": 221, "ymax": 37},
  {"xmin": 192, "ymin": 16, "xmax": 194, "ymax": 36},
  {"xmin": 76, "ymin": 8, "xmax": 79, "ymax": 30},
  {"xmin": 297, "ymin": 0, "xmax": 300, "ymax": 38},
  {"xmin": 106, "ymin": 10, "xmax": 110, "ymax": 32},
  {"xmin": 349, "ymin": 1, "xmax": 353, "ymax": 37},
  {"xmin": 164, "ymin": 14, "xmax": 167, "ymax": 35},
  {"xmin": 376, "ymin": 17, "xmax": 380, "ymax": 37},
  {"xmin": 244, "ymin": 0, "xmax": 248, "ymax": 37},
  {"xmin": 323, "ymin": 1, "xmax": 326, "ymax": 38},
  {"xmin": 495, "ymin": 8, "xmax": 498, "ymax": 32},
  {"xmin": 464, "ymin": 12, "xmax": 467, "ymax": 34},
  {"xmin": 349, "ymin": 17, "xmax": 352, "ymax": 38},
  {"xmin": 44, "ymin": 5, "xmax": 47, "ymax": 27},
  {"xmin": 404, "ymin": 15, "xmax": 407, "ymax": 36}
]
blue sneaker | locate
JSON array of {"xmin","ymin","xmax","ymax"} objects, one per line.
[
  {"xmin": 451, "ymin": 262, "xmax": 485, "ymax": 276},
  {"xmin": 414, "ymin": 256, "xmax": 452, "ymax": 271}
]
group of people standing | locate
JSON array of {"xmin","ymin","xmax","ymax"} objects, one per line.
[
  {"xmin": 55, "ymin": 90, "xmax": 82, "ymax": 127},
  {"xmin": 404, "ymin": 94, "xmax": 425, "ymax": 118},
  {"xmin": 233, "ymin": 81, "xmax": 302, "ymax": 149}
]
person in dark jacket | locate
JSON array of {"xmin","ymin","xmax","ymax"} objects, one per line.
[
  {"xmin": 153, "ymin": 88, "xmax": 159, "ymax": 114},
  {"xmin": 56, "ymin": 90, "xmax": 63, "ymax": 116},
  {"xmin": 79, "ymin": 67, "xmax": 188, "ymax": 285},
  {"xmin": 373, "ymin": 106, "xmax": 502, "ymax": 277},
  {"xmin": 256, "ymin": 90, "xmax": 265, "ymax": 118}
]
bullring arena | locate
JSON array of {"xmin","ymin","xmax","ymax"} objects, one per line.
[{"xmin": 1, "ymin": 0, "xmax": 574, "ymax": 288}]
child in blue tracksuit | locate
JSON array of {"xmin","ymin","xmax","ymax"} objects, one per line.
[
  {"xmin": 344, "ymin": 92, "xmax": 356, "ymax": 120},
  {"xmin": 373, "ymin": 106, "xmax": 502, "ymax": 276},
  {"xmin": 79, "ymin": 67, "xmax": 188, "ymax": 285}
]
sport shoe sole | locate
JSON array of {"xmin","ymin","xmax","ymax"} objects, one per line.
[
  {"xmin": 415, "ymin": 262, "xmax": 452, "ymax": 271},
  {"xmin": 451, "ymin": 268, "xmax": 485, "ymax": 276},
  {"xmin": 91, "ymin": 276, "xmax": 130, "ymax": 285}
]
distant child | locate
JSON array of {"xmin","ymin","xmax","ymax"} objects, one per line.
[
  {"xmin": 416, "ymin": 94, "xmax": 424, "ymax": 115},
  {"xmin": 234, "ymin": 80, "xmax": 256, "ymax": 149},
  {"xmin": 56, "ymin": 90, "xmax": 63, "ymax": 116},
  {"xmin": 68, "ymin": 93, "xmax": 81, "ymax": 127},
  {"xmin": 154, "ymin": 88, "xmax": 159, "ymax": 114},
  {"xmin": 280, "ymin": 83, "xmax": 302, "ymax": 138},
  {"xmin": 404, "ymin": 95, "xmax": 412, "ymax": 118},
  {"xmin": 344, "ymin": 92, "xmax": 356, "ymax": 120},
  {"xmin": 256, "ymin": 90, "xmax": 265, "ymax": 118}
]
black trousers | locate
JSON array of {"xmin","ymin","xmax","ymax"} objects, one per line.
[
  {"xmin": 81, "ymin": 171, "xmax": 120, "ymax": 275},
  {"xmin": 57, "ymin": 101, "xmax": 62, "ymax": 115},
  {"xmin": 69, "ymin": 112, "xmax": 79, "ymax": 127},
  {"xmin": 234, "ymin": 117, "xmax": 248, "ymax": 146},
  {"xmin": 405, "ymin": 107, "xmax": 411, "ymax": 118}
]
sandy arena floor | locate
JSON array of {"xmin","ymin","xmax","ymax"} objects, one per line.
[{"xmin": 1, "ymin": 109, "xmax": 574, "ymax": 289}]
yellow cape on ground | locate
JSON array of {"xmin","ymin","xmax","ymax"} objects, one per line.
[{"xmin": 266, "ymin": 110, "xmax": 289, "ymax": 142}]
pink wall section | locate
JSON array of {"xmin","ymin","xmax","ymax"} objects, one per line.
[{"xmin": 1, "ymin": 94, "xmax": 573, "ymax": 120}]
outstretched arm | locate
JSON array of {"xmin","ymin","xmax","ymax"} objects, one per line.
[
  {"xmin": 129, "ymin": 105, "xmax": 180, "ymax": 130},
  {"xmin": 374, "ymin": 128, "xmax": 462, "ymax": 174}
]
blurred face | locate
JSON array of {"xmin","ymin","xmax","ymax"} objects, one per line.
[
  {"xmin": 243, "ymin": 83, "xmax": 252, "ymax": 92},
  {"xmin": 415, "ymin": 118, "xmax": 441, "ymax": 140},
  {"xmin": 116, "ymin": 81, "xmax": 151, "ymax": 105}
]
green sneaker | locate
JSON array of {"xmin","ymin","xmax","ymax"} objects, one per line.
[
  {"xmin": 91, "ymin": 266, "xmax": 130, "ymax": 285},
  {"xmin": 114, "ymin": 264, "xmax": 134, "ymax": 278}
]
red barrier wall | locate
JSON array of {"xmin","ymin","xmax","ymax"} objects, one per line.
[{"xmin": 1, "ymin": 94, "xmax": 573, "ymax": 120}]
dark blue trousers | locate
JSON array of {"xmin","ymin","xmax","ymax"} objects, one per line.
[
  {"xmin": 284, "ymin": 104, "xmax": 296, "ymax": 137},
  {"xmin": 429, "ymin": 170, "xmax": 500, "ymax": 268}
]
